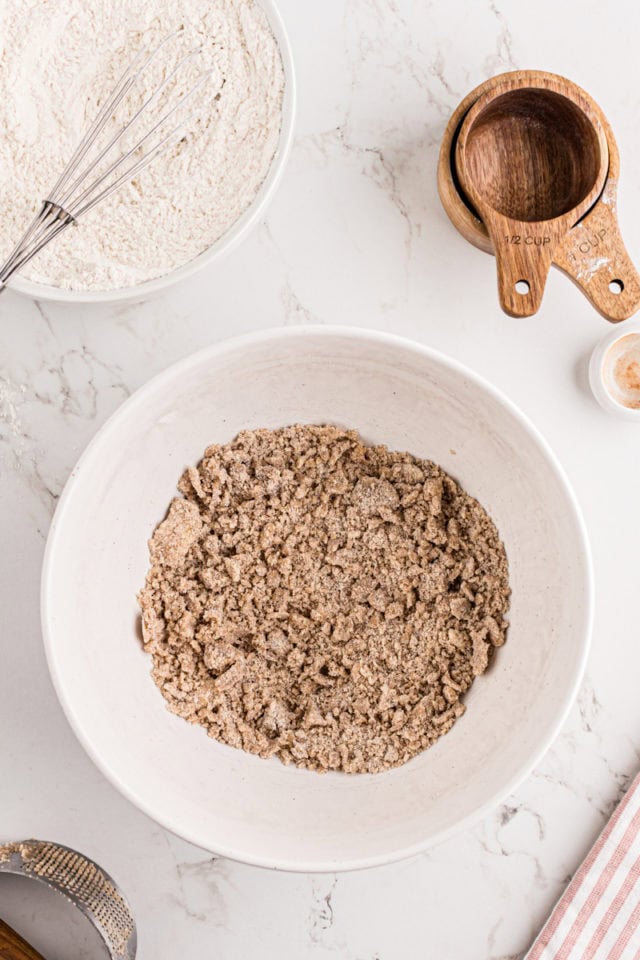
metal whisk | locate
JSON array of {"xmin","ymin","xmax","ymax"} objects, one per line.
[{"xmin": 0, "ymin": 32, "xmax": 211, "ymax": 293}]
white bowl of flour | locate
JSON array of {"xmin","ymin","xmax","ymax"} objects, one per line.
[
  {"xmin": 0, "ymin": 0, "xmax": 295, "ymax": 303},
  {"xmin": 42, "ymin": 326, "xmax": 593, "ymax": 871}
]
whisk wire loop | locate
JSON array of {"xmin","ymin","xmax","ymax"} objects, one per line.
[{"xmin": 0, "ymin": 31, "xmax": 210, "ymax": 291}]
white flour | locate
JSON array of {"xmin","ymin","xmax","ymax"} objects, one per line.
[{"xmin": 0, "ymin": 0, "xmax": 285, "ymax": 291}]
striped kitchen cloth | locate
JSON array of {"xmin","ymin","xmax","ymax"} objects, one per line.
[{"xmin": 526, "ymin": 771, "xmax": 640, "ymax": 959}]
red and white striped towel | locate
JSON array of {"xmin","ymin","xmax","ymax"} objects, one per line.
[{"xmin": 526, "ymin": 772, "xmax": 640, "ymax": 959}]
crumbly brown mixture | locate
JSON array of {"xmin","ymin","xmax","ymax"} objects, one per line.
[{"xmin": 138, "ymin": 425, "xmax": 510, "ymax": 774}]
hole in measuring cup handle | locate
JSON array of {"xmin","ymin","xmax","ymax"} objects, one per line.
[
  {"xmin": 609, "ymin": 279, "xmax": 624, "ymax": 295},
  {"xmin": 515, "ymin": 279, "xmax": 530, "ymax": 295}
]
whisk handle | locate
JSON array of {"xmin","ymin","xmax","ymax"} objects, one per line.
[{"xmin": 0, "ymin": 202, "xmax": 74, "ymax": 292}]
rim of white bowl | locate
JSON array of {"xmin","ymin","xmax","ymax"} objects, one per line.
[
  {"xmin": 8, "ymin": 0, "xmax": 296, "ymax": 305},
  {"xmin": 41, "ymin": 326, "xmax": 594, "ymax": 872}
]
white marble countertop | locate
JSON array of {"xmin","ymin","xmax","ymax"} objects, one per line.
[{"xmin": 2, "ymin": 0, "xmax": 640, "ymax": 956}]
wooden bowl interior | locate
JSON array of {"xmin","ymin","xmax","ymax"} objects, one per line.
[{"xmin": 463, "ymin": 89, "xmax": 603, "ymax": 222}]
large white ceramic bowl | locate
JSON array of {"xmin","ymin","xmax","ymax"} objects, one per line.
[
  {"xmin": 42, "ymin": 326, "xmax": 593, "ymax": 871},
  {"xmin": 9, "ymin": 0, "xmax": 295, "ymax": 305}
]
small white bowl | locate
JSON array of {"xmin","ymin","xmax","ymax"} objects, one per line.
[
  {"xmin": 42, "ymin": 326, "xmax": 593, "ymax": 871},
  {"xmin": 589, "ymin": 320, "xmax": 640, "ymax": 420},
  {"xmin": 8, "ymin": 0, "xmax": 296, "ymax": 305}
]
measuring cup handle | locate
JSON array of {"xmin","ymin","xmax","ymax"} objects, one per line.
[
  {"xmin": 554, "ymin": 197, "xmax": 640, "ymax": 322},
  {"xmin": 491, "ymin": 220, "xmax": 560, "ymax": 318}
]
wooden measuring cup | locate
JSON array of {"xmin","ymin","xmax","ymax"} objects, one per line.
[
  {"xmin": 438, "ymin": 71, "xmax": 640, "ymax": 322},
  {"xmin": 454, "ymin": 73, "xmax": 609, "ymax": 318}
]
